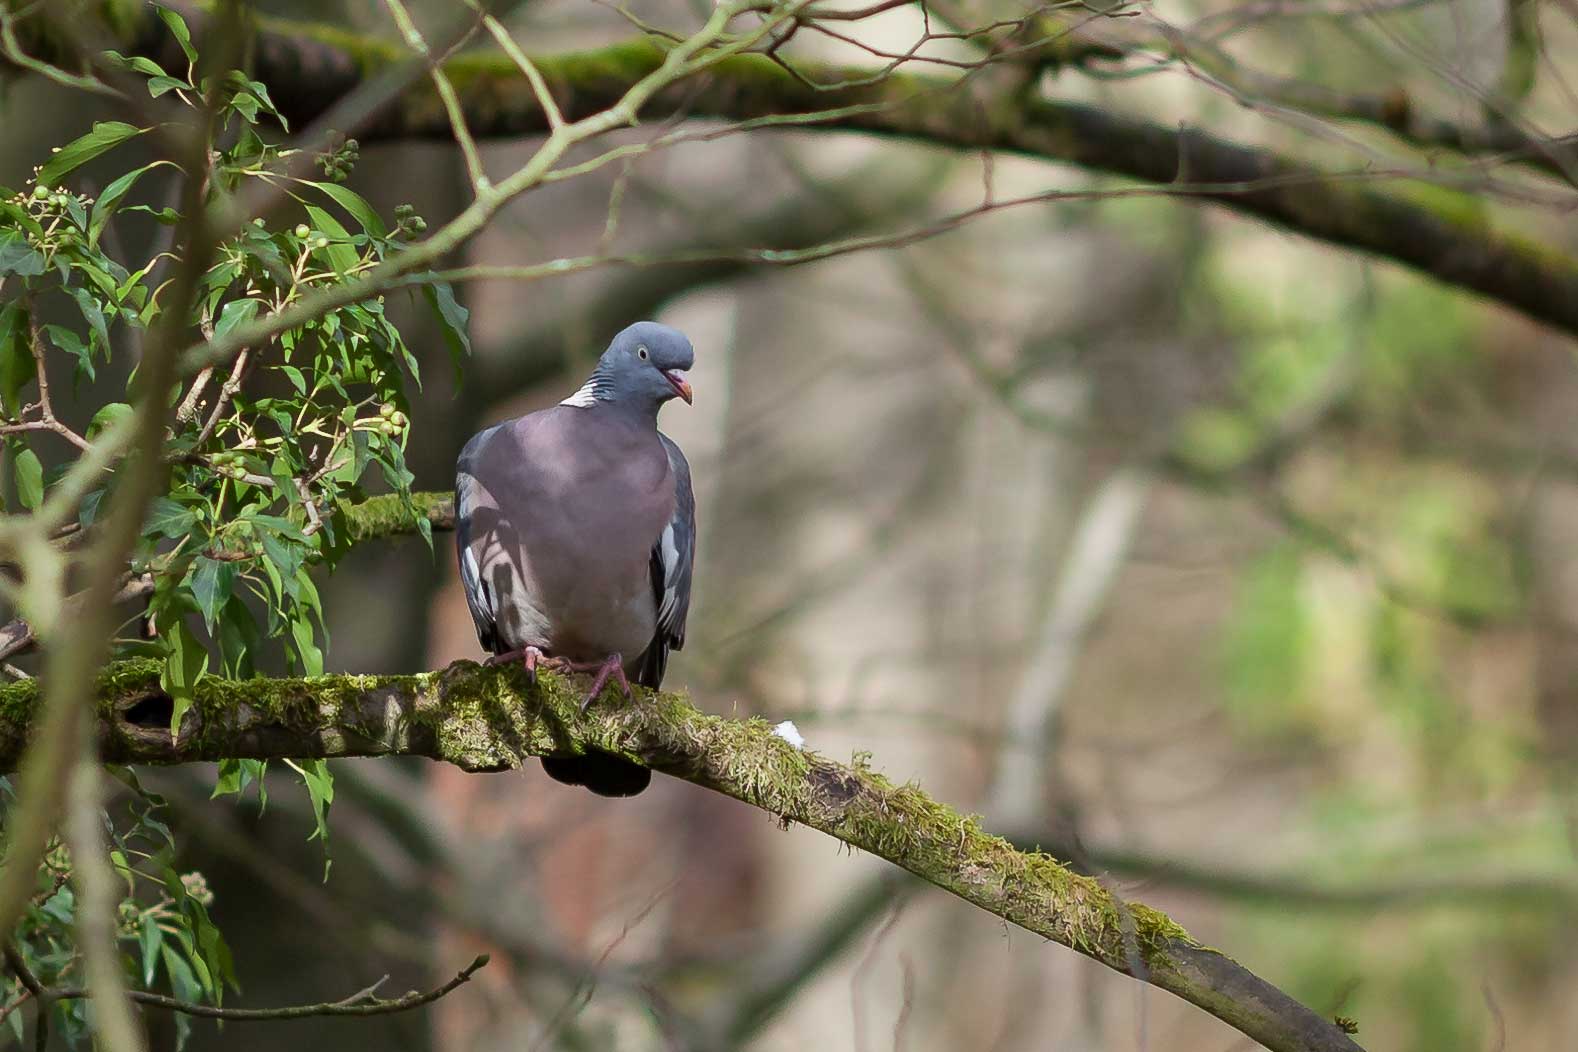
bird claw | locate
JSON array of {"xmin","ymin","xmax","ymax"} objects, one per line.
[
  {"xmin": 485, "ymin": 646, "xmax": 557, "ymax": 686},
  {"xmin": 485, "ymin": 650, "xmax": 628, "ymax": 710},
  {"xmin": 579, "ymin": 654, "xmax": 631, "ymax": 714}
]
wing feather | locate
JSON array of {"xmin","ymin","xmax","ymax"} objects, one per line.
[
  {"xmin": 637, "ymin": 433, "xmax": 695, "ymax": 688},
  {"xmin": 455, "ymin": 425, "xmax": 503, "ymax": 654}
]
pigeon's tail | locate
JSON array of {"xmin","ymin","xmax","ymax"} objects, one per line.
[
  {"xmin": 539, "ymin": 652, "xmax": 662, "ymax": 797},
  {"xmin": 540, "ymin": 754, "xmax": 651, "ymax": 797}
]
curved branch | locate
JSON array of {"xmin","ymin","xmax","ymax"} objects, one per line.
[
  {"xmin": 7, "ymin": 4, "xmax": 1577, "ymax": 338},
  {"xmin": 0, "ymin": 659, "xmax": 1362, "ymax": 1052}
]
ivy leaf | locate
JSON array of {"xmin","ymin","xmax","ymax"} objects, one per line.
[
  {"xmin": 13, "ymin": 448, "xmax": 43, "ymax": 510},
  {"xmin": 0, "ymin": 230, "xmax": 44, "ymax": 278},
  {"xmin": 38, "ymin": 121, "xmax": 147, "ymax": 187}
]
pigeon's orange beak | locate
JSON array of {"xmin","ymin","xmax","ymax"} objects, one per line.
[{"xmin": 664, "ymin": 369, "xmax": 693, "ymax": 405}]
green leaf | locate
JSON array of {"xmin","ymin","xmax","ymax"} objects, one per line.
[
  {"xmin": 140, "ymin": 912, "xmax": 164, "ymax": 986},
  {"xmin": 147, "ymin": 74, "xmax": 189, "ymax": 98},
  {"xmin": 284, "ymin": 758, "xmax": 334, "ymax": 878},
  {"xmin": 303, "ymin": 180, "xmax": 386, "ymax": 237},
  {"xmin": 154, "ymin": 4, "xmax": 197, "ymax": 64},
  {"xmin": 257, "ymin": 524, "xmax": 304, "ymax": 581},
  {"xmin": 38, "ymin": 121, "xmax": 147, "ymax": 187},
  {"xmin": 213, "ymin": 296, "xmax": 261, "ymax": 341},
  {"xmin": 0, "ymin": 230, "xmax": 44, "ymax": 278},
  {"xmin": 213, "ymin": 757, "xmax": 267, "ymax": 809},
  {"xmin": 189, "ymin": 557, "xmax": 235, "ymax": 632},
  {"xmin": 102, "ymin": 50, "xmax": 168, "ymax": 78},
  {"xmin": 45, "ymin": 324, "xmax": 95, "ymax": 382},
  {"xmin": 0, "ymin": 302, "xmax": 33, "ymax": 414},
  {"xmin": 88, "ymin": 161, "xmax": 172, "ymax": 247},
  {"xmin": 160, "ymin": 621, "xmax": 208, "ymax": 738},
  {"xmin": 238, "ymin": 75, "xmax": 285, "ymax": 130},
  {"xmin": 13, "ymin": 448, "xmax": 42, "ymax": 510},
  {"xmin": 215, "ymin": 593, "xmax": 261, "ymax": 681},
  {"xmin": 421, "ymin": 280, "xmax": 471, "ymax": 377},
  {"xmin": 79, "ymin": 487, "xmax": 105, "ymax": 527},
  {"xmin": 290, "ymin": 612, "xmax": 322, "ymax": 677},
  {"xmin": 88, "ymin": 401, "xmax": 132, "ymax": 437},
  {"xmin": 229, "ymin": 91, "xmax": 260, "ymax": 124},
  {"xmin": 302, "ymin": 204, "xmax": 359, "ymax": 274},
  {"xmin": 144, "ymin": 496, "xmax": 196, "ymax": 538},
  {"xmin": 70, "ymin": 285, "xmax": 110, "ymax": 353},
  {"xmin": 161, "ymin": 944, "xmax": 195, "ymax": 1049}
]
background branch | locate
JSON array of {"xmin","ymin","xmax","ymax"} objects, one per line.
[{"xmin": 6, "ymin": 4, "xmax": 1577, "ymax": 340}]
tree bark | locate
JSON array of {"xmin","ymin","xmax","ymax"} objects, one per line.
[{"xmin": 0, "ymin": 658, "xmax": 1364, "ymax": 1052}]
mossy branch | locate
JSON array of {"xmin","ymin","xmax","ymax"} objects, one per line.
[
  {"xmin": 338, "ymin": 491, "xmax": 454, "ymax": 543},
  {"xmin": 7, "ymin": 3, "xmax": 1578, "ymax": 339},
  {"xmin": 0, "ymin": 659, "xmax": 1362, "ymax": 1052}
]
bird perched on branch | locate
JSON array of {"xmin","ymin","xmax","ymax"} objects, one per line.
[{"xmin": 455, "ymin": 322, "xmax": 697, "ymax": 797}]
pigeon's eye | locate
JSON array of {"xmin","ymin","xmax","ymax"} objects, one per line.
[{"xmin": 637, "ymin": 346, "xmax": 649, "ymax": 360}]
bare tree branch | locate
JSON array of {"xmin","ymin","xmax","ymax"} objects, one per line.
[
  {"xmin": 7, "ymin": 5, "xmax": 1576, "ymax": 339},
  {"xmin": 44, "ymin": 954, "xmax": 489, "ymax": 1021}
]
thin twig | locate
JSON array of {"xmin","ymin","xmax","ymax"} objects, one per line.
[{"xmin": 49, "ymin": 955, "xmax": 488, "ymax": 1020}]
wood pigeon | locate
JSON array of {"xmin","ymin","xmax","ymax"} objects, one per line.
[{"xmin": 455, "ymin": 322, "xmax": 697, "ymax": 797}]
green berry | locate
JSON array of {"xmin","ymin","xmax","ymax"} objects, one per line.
[
  {"xmin": 294, "ymin": 224, "xmax": 311, "ymax": 239},
  {"xmin": 378, "ymin": 403, "xmax": 395, "ymax": 418},
  {"xmin": 31, "ymin": 186, "xmax": 49, "ymax": 200}
]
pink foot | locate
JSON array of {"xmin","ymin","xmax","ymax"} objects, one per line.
[
  {"xmin": 485, "ymin": 645, "xmax": 553, "ymax": 683},
  {"xmin": 577, "ymin": 653, "xmax": 631, "ymax": 714}
]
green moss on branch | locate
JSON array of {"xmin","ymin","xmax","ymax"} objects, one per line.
[
  {"xmin": 0, "ymin": 659, "xmax": 1362, "ymax": 1052},
  {"xmin": 339, "ymin": 491, "xmax": 454, "ymax": 544}
]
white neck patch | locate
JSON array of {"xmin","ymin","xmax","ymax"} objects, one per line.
[{"xmin": 559, "ymin": 378, "xmax": 604, "ymax": 407}]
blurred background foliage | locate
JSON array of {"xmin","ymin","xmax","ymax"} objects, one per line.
[{"xmin": 3, "ymin": 0, "xmax": 1578, "ymax": 1048}]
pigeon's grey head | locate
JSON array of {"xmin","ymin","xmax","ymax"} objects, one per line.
[{"xmin": 562, "ymin": 321, "xmax": 694, "ymax": 413}]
